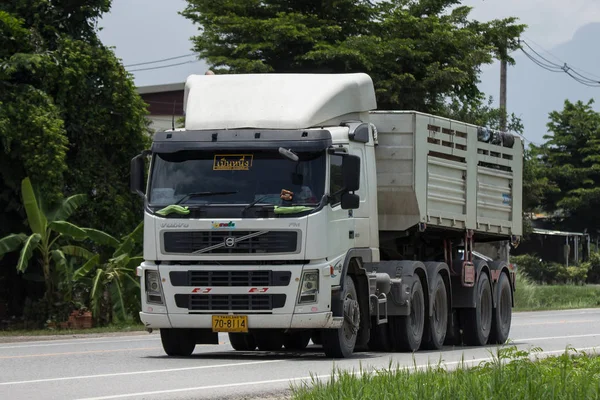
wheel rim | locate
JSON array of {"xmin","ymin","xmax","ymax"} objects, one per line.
[
  {"xmin": 433, "ymin": 284, "xmax": 447, "ymax": 336},
  {"xmin": 480, "ymin": 281, "xmax": 492, "ymax": 335},
  {"xmin": 499, "ymin": 283, "xmax": 511, "ymax": 327},
  {"xmin": 342, "ymin": 292, "xmax": 360, "ymax": 344},
  {"xmin": 409, "ymin": 288, "xmax": 424, "ymax": 337}
]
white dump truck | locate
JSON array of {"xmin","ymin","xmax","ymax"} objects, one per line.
[{"xmin": 130, "ymin": 73, "xmax": 522, "ymax": 358}]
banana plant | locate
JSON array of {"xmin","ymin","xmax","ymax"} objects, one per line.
[
  {"xmin": 0, "ymin": 177, "xmax": 117, "ymax": 302},
  {"xmin": 65, "ymin": 222, "xmax": 144, "ymax": 322}
]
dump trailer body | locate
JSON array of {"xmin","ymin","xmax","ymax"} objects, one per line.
[{"xmin": 371, "ymin": 111, "xmax": 523, "ymax": 238}]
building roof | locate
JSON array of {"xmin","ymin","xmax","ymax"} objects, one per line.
[
  {"xmin": 183, "ymin": 73, "xmax": 377, "ymax": 130},
  {"xmin": 532, "ymin": 228, "xmax": 588, "ymax": 237},
  {"xmin": 136, "ymin": 82, "xmax": 185, "ymax": 95}
]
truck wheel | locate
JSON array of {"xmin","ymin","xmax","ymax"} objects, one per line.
[
  {"xmin": 228, "ymin": 333, "xmax": 257, "ymax": 351},
  {"xmin": 390, "ymin": 278, "xmax": 425, "ymax": 352},
  {"xmin": 255, "ymin": 331, "xmax": 284, "ymax": 351},
  {"xmin": 160, "ymin": 328, "xmax": 196, "ymax": 356},
  {"xmin": 489, "ymin": 272, "xmax": 512, "ymax": 344},
  {"xmin": 322, "ymin": 276, "xmax": 360, "ymax": 358},
  {"xmin": 461, "ymin": 272, "xmax": 493, "ymax": 346},
  {"xmin": 283, "ymin": 331, "xmax": 311, "ymax": 350},
  {"xmin": 367, "ymin": 322, "xmax": 392, "ymax": 352},
  {"xmin": 422, "ymin": 274, "xmax": 448, "ymax": 350}
]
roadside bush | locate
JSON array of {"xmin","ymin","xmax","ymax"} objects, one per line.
[
  {"xmin": 512, "ymin": 254, "xmax": 589, "ymax": 285},
  {"xmin": 586, "ymin": 252, "xmax": 600, "ymax": 284},
  {"xmin": 511, "ymin": 254, "xmax": 548, "ymax": 283},
  {"xmin": 555, "ymin": 264, "xmax": 588, "ymax": 285}
]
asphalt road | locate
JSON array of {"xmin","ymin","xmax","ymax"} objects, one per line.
[{"xmin": 1, "ymin": 308, "xmax": 600, "ymax": 400}]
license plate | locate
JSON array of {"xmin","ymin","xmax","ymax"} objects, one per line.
[{"xmin": 212, "ymin": 315, "xmax": 248, "ymax": 333}]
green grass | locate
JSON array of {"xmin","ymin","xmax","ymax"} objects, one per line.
[
  {"xmin": 514, "ymin": 273, "xmax": 600, "ymax": 311},
  {"xmin": 0, "ymin": 322, "xmax": 145, "ymax": 337},
  {"xmin": 292, "ymin": 347, "xmax": 600, "ymax": 400}
]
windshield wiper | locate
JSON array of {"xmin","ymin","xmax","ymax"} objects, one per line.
[
  {"xmin": 242, "ymin": 195, "xmax": 274, "ymax": 212},
  {"xmin": 174, "ymin": 191, "xmax": 238, "ymax": 205}
]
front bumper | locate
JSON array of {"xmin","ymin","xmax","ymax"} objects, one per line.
[
  {"xmin": 138, "ymin": 258, "xmax": 345, "ymax": 331},
  {"xmin": 139, "ymin": 311, "xmax": 343, "ymax": 329}
]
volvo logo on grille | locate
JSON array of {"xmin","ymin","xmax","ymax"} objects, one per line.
[{"xmin": 192, "ymin": 231, "xmax": 270, "ymax": 254}]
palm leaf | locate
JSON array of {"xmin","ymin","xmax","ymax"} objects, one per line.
[
  {"xmin": 49, "ymin": 194, "xmax": 87, "ymax": 222},
  {"xmin": 121, "ymin": 270, "xmax": 140, "ymax": 289},
  {"xmin": 51, "ymin": 249, "xmax": 67, "ymax": 271},
  {"xmin": 48, "ymin": 221, "xmax": 87, "ymax": 240},
  {"xmin": 73, "ymin": 254, "xmax": 100, "ymax": 281},
  {"xmin": 21, "ymin": 177, "xmax": 47, "ymax": 236},
  {"xmin": 16, "ymin": 234, "xmax": 41, "ymax": 272},
  {"xmin": 111, "ymin": 277, "xmax": 128, "ymax": 321},
  {"xmin": 114, "ymin": 237, "xmax": 134, "ymax": 258},
  {"xmin": 109, "ymin": 253, "xmax": 128, "ymax": 267},
  {"xmin": 126, "ymin": 256, "xmax": 144, "ymax": 271},
  {"xmin": 0, "ymin": 233, "xmax": 27, "ymax": 256},
  {"xmin": 61, "ymin": 245, "xmax": 94, "ymax": 260},
  {"xmin": 90, "ymin": 268, "xmax": 104, "ymax": 318},
  {"xmin": 125, "ymin": 222, "xmax": 144, "ymax": 244},
  {"xmin": 82, "ymin": 228, "xmax": 119, "ymax": 248}
]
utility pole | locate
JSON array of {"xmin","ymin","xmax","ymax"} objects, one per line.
[{"xmin": 500, "ymin": 58, "xmax": 507, "ymax": 131}]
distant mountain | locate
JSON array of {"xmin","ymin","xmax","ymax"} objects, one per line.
[{"xmin": 477, "ymin": 22, "xmax": 600, "ymax": 146}]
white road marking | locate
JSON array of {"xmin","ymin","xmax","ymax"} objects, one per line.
[
  {"xmin": 76, "ymin": 346, "xmax": 600, "ymax": 400},
  {"xmin": 0, "ymin": 337, "xmax": 159, "ymax": 350},
  {"xmin": 513, "ymin": 309, "xmax": 600, "ymax": 318},
  {"xmin": 0, "ymin": 360, "xmax": 284, "ymax": 386},
  {"xmin": 513, "ymin": 333, "xmax": 600, "ymax": 342}
]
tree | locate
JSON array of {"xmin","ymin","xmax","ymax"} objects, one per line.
[
  {"xmin": 0, "ymin": 2, "xmax": 150, "ymax": 318},
  {"xmin": 536, "ymin": 99, "xmax": 600, "ymax": 232},
  {"xmin": 0, "ymin": 1, "xmax": 150, "ymax": 239},
  {"xmin": 181, "ymin": 0, "xmax": 525, "ymax": 112},
  {"xmin": 0, "ymin": 177, "xmax": 116, "ymax": 303}
]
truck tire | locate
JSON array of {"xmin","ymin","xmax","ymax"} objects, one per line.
[
  {"xmin": 489, "ymin": 272, "xmax": 512, "ymax": 344},
  {"xmin": 422, "ymin": 274, "xmax": 448, "ymax": 350},
  {"xmin": 283, "ymin": 331, "xmax": 311, "ymax": 350},
  {"xmin": 228, "ymin": 333, "xmax": 257, "ymax": 351},
  {"xmin": 255, "ymin": 331, "xmax": 284, "ymax": 351},
  {"xmin": 461, "ymin": 272, "xmax": 493, "ymax": 346},
  {"xmin": 390, "ymin": 278, "xmax": 425, "ymax": 352},
  {"xmin": 322, "ymin": 276, "xmax": 360, "ymax": 358},
  {"xmin": 160, "ymin": 328, "xmax": 196, "ymax": 356}
]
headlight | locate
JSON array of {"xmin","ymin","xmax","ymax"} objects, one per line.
[
  {"xmin": 145, "ymin": 270, "xmax": 164, "ymax": 304},
  {"xmin": 299, "ymin": 270, "xmax": 319, "ymax": 304}
]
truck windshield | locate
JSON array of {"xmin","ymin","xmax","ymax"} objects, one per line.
[{"xmin": 148, "ymin": 150, "xmax": 326, "ymax": 207}]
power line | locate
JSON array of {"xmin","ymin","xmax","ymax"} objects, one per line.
[
  {"xmin": 522, "ymin": 36, "xmax": 600, "ymax": 81},
  {"xmin": 124, "ymin": 53, "xmax": 196, "ymax": 68},
  {"xmin": 519, "ymin": 40, "xmax": 600, "ymax": 88},
  {"xmin": 128, "ymin": 59, "xmax": 201, "ymax": 72}
]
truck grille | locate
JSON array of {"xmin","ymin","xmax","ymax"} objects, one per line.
[
  {"xmin": 174, "ymin": 294, "xmax": 286, "ymax": 311},
  {"xmin": 163, "ymin": 231, "xmax": 298, "ymax": 254},
  {"xmin": 170, "ymin": 270, "xmax": 292, "ymax": 287}
]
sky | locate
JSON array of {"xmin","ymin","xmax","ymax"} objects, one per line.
[{"xmin": 98, "ymin": 0, "xmax": 600, "ymax": 145}]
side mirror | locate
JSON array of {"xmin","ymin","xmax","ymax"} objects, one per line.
[
  {"xmin": 342, "ymin": 154, "xmax": 360, "ymax": 192},
  {"xmin": 341, "ymin": 193, "xmax": 360, "ymax": 210},
  {"xmin": 130, "ymin": 153, "xmax": 146, "ymax": 196}
]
